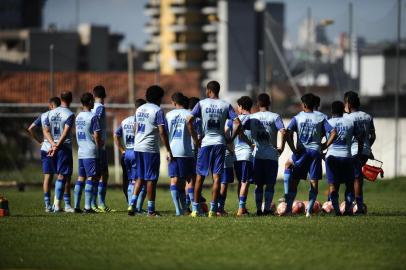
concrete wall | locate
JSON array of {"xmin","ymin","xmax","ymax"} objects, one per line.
[{"xmin": 360, "ymin": 55, "xmax": 384, "ymax": 96}]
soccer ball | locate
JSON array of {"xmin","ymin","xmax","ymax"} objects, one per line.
[
  {"xmin": 339, "ymin": 201, "xmax": 346, "ymax": 214},
  {"xmin": 201, "ymin": 202, "xmax": 209, "ymax": 213},
  {"xmin": 303, "ymin": 200, "xmax": 321, "ymax": 214},
  {"xmin": 292, "ymin": 200, "xmax": 305, "ymax": 214},
  {"xmin": 276, "ymin": 202, "xmax": 287, "ymax": 216},
  {"xmin": 353, "ymin": 203, "xmax": 368, "ymax": 214},
  {"xmin": 322, "ymin": 201, "xmax": 334, "ymax": 214}
]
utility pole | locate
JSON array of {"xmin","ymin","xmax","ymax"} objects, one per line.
[
  {"xmin": 394, "ymin": 0, "xmax": 402, "ymax": 178},
  {"xmin": 49, "ymin": 44, "xmax": 54, "ymax": 97},
  {"xmin": 155, "ymin": 48, "xmax": 160, "ymax": 85},
  {"xmin": 305, "ymin": 7, "xmax": 312, "ymax": 93},
  {"xmin": 127, "ymin": 46, "xmax": 135, "ymax": 104},
  {"xmin": 258, "ymin": 50, "xmax": 265, "ymax": 93},
  {"xmin": 348, "ymin": 2, "xmax": 353, "ymax": 91}
]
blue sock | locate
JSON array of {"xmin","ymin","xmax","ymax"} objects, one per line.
[
  {"xmin": 283, "ymin": 169, "xmax": 291, "ymax": 195},
  {"xmin": 129, "ymin": 194, "xmax": 138, "ymax": 210},
  {"xmin": 84, "ymin": 180, "xmax": 93, "ymax": 210},
  {"xmin": 218, "ymin": 195, "xmax": 226, "ymax": 212},
  {"xmin": 330, "ymin": 191, "xmax": 340, "ymax": 215},
  {"xmin": 98, "ymin": 182, "xmax": 107, "ymax": 207},
  {"xmin": 355, "ymin": 196, "xmax": 363, "ymax": 212},
  {"xmin": 136, "ymin": 184, "xmax": 146, "ymax": 211},
  {"xmin": 147, "ymin": 200, "xmax": 155, "ymax": 214},
  {"xmin": 255, "ymin": 186, "xmax": 264, "ymax": 211},
  {"xmin": 54, "ymin": 179, "xmax": 65, "ymax": 201},
  {"xmin": 91, "ymin": 182, "xmax": 98, "ymax": 208},
  {"xmin": 286, "ymin": 191, "xmax": 296, "ymax": 213},
  {"xmin": 44, "ymin": 192, "xmax": 51, "ymax": 208},
  {"xmin": 345, "ymin": 190, "xmax": 355, "ymax": 212},
  {"xmin": 264, "ymin": 186, "xmax": 274, "ymax": 211},
  {"xmin": 74, "ymin": 181, "xmax": 84, "ymax": 209},
  {"xmin": 63, "ymin": 193, "xmax": 71, "ymax": 207},
  {"xmin": 127, "ymin": 182, "xmax": 134, "ymax": 205},
  {"xmin": 239, "ymin": 196, "xmax": 247, "ymax": 209},
  {"xmin": 186, "ymin": 188, "xmax": 194, "ymax": 208},
  {"xmin": 307, "ymin": 187, "xmax": 318, "ymax": 214},
  {"xmin": 170, "ymin": 185, "xmax": 182, "ymax": 215},
  {"xmin": 178, "ymin": 189, "xmax": 186, "ymax": 211},
  {"xmin": 192, "ymin": 201, "xmax": 199, "ymax": 212},
  {"xmin": 210, "ymin": 201, "xmax": 217, "ymax": 212}
]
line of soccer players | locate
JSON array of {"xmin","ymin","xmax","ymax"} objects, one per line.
[{"xmin": 27, "ymin": 80, "xmax": 375, "ymax": 217}]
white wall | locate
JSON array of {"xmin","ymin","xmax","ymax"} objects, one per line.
[{"xmin": 360, "ymin": 55, "xmax": 384, "ymax": 96}]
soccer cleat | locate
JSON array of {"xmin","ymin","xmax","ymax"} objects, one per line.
[
  {"xmin": 92, "ymin": 206, "xmax": 103, "ymax": 213},
  {"xmin": 256, "ymin": 210, "xmax": 264, "ymax": 216},
  {"xmin": 147, "ymin": 211, "xmax": 161, "ymax": 217},
  {"xmin": 183, "ymin": 208, "xmax": 192, "ymax": 216},
  {"xmin": 237, "ymin": 208, "xmax": 249, "ymax": 217},
  {"xmin": 128, "ymin": 206, "xmax": 135, "ymax": 216},
  {"xmin": 306, "ymin": 212, "xmax": 311, "ymax": 218},
  {"xmin": 45, "ymin": 206, "xmax": 53, "ymax": 213},
  {"xmin": 262, "ymin": 209, "xmax": 274, "ymax": 216},
  {"xmin": 98, "ymin": 205, "xmax": 116, "ymax": 213},
  {"xmin": 83, "ymin": 208, "xmax": 97, "ymax": 214},
  {"xmin": 216, "ymin": 210, "xmax": 228, "ymax": 217},
  {"xmin": 64, "ymin": 206, "xmax": 75, "ymax": 213},
  {"xmin": 208, "ymin": 211, "xmax": 216, "ymax": 218},
  {"xmin": 74, "ymin": 208, "xmax": 83, "ymax": 214},
  {"xmin": 191, "ymin": 211, "xmax": 198, "ymax": 218}
]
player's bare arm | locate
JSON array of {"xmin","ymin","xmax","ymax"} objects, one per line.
[
  {"xmin": 26, "ymin": 123, "xmax": 42, "ymax": 145},
  {"xmin": 278, "ymin": 128, "xmax": 287, "ymax": 154},
  {"xmin": 186, "ymin": 115, "xmax": 200, "ymax": 148},
  {"xmin": 322, "ymin": 129, "xmax": 337, "ymax": 150},
  {"xmin": 113, "ymin": 134, "xmax": 125, "ymax": 154},
  {"xmin": 158, "ymin": 125, "xmax": 173, "ymax": 161},
  {"xmin": 286, "ymin": 129, "xmax": 298, "ymax": 154},
  {"xmin": 229, "ymin": 117, "xmax": 241, "ymax": 142}
]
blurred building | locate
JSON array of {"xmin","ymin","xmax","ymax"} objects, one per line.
[
  {"xmin": 0, "ymin": 0, "xmax": 46, "ymax": 30},
  {"xmin": 0, "ymin": 24, "xmax": 127, "ymax": 71}
]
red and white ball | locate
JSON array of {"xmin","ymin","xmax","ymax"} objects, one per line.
[
  {"xmin": 304, "ymin": 200, "xmax": 321, "ymax": 214},
  {"xmin": 292, "ymin": 200, "xmax": 305, "ymax": 215},
  {"xmin": 322, "ymin": 201, "xmax": 334, "ymax": 214},
  {"xmin": 276, "ymin": 202, "xmax": 287, "ymax": 216}
]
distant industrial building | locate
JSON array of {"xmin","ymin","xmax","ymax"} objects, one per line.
[{"xmin": 0, "ymin": 0, "xmax": 46, "ymax": 30}]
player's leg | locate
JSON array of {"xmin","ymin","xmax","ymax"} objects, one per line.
[
  {"xmin": 218, "ymin": 167, "xmax": 233, "ymax": 215},
  {"xmin": 121, "ymin": 153, "xmax": 129, "ymax": 202},
  {"xmin": 97, "ymin": 149, "xmax": 112, "ymax": 211},
  {"xmin": 192, "ymin": 146, "xmax": 211, "ymax": 217},
  {"xmin": 61, "ymin": 146, "xmax": 74, "ymax": 212},
  {"xmin": 53, "ymin": 147, "xmax": 67, "ymax": 212},
  {"xmin": 73, "ymin": 159, "xmax": 86, "ymax": 212},
  {"xmin": 136, "ymin": 183, "xmax": 147, "ymax": 212},
  {"xmin": 263, "ymin": 160, "xmax": 278, "ymax": 215},
  {"xmin": 282, "ymin": 159, "xmax": 294, "ymax": 202},
  {"xmin": 146, "ymin": 180, "xmax": 158, "ymax": 216},
  {"xmin": 253, "ymin": 159, "xmax": 264, "ymax": 215},
  {"xmin": 41, "ymin": 150, "xmax": 54, "ymax": 212},
  {"xmin": 209, "ymin": 145, "xmax": 226, "ymax": 217},
  {"xmin": 305, "ymin": 151, "xmax": 322, "ymax": 216},
  {"xmin": 185, "ymin": 176, "xmax": 194, "ymax": 211},
  {"xmin": 145, "ymin": 152, "xmax": 160, "ymax": 216},
  {"xmin": 354, "ymin": 155, "xmax": 367, "ymax": 214},
  {"xmin": 63, "ymin": 175, "xmax": 74, "ymax": 212},
  {"xmin": 168, "ymin": 158, "xmax": 182, "ymax": 216}
]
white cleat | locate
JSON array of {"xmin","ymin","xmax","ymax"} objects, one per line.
[
  {"xmin": 64, "ymin": 206, "xmax": 75, "ymax": 213},
  {"xmin": 306, "ymin": 212, "xmax": 311, "ymax": 218}
]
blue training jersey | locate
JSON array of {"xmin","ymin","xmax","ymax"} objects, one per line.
[
  {"xmin": 45, "ymin": 106, "xmax": 74, "ymax": 148},
  {"xmin": 91, "ymin": 102, "xmax": 107, "ymax": 143},
  {"xmin": 76, "ymin": 111, "xmax": 101, "ymax": 159},
  {"xmin": 32, "ymin": 111, "xmax": 52, "ymax": 152},
  {"xmin": 166, "ymin": 108, "xmax": 193, "ymax": 157},
  {"xmin": 248, "ymin": 111, "xmax": 285, "ymax": 161},
  {"xmin": 114, "ymin": 116, "xmax": 135, "ymax": 150},
  {"xmin": 224, "ymin": 119, "xmax": 236, "ymax": 168},
  {"xmin": 343, "ymin": 111, "xmax": 374, "ymax": 156},
  {"xmin": 234, "ymin": 114, "xmax": 252, "ymax": 161},
  {"xmin": 287, "ymin": 111, "xmax": 333, "ymax": 152},
  {"xmin": 326, "ymin": 116, "xmax": 356, "ymax": 158},
  {"xmin": 191, "ymin": 98, "xmax": 237, "ymax": 148},
  {"xmin": 133, "ymin": 103, "xmax": 165, "ymax": 153}
]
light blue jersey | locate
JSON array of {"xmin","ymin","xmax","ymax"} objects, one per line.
[
  {"xmin": 91, "ymin": 102, "xmax": 106, "ymax": 142},
  {"xmin": 249, "ymin": 111, "xmax": 285, "ymax": 161},
  {"xmin": 166, "ymin": 108, "xmax": 193, "ymax": 157},
  {"xmin": 32, "ymin": 111, "xmax": 53, "ymax": 152},
  {"xmin": 191, "ymin": 117, "xmax": 202, "ymax": 152},
  {"xmin": 76, "ymin": 111, "xmax": 101, "ymax": 159},
  {"xmin": 287, "ymin": 111, "xmax": 333, "ymax": 152},
  {"xmin": 326, "ymin": 116, "xmax": 355, "ymax": 158},
  {"xmin": 45, "ymin": 106, "xmax": 74, "ymax": 148},
  {"xmin": 133, "ymin": 103, "xmax": 165, "ymax": 153},
  {"xmin": 191, "ymin": 98, "xmax": 237, "ymax": 148},
  {"xmin": 114, "ymin": 116, "xmax": 135, "ymax": 150},
  {"xmin": 315, "ymin": 110, "xmax": 328, "ymax": 120},
  {"xmin": 224, "ymin": 120, "xmax": 236, "ymax": 168},
  {"xmin": 344, "ymin": 111, "xmax": 374, "ymax": 156},
  {"xmin": 234, "ymin": 114, "xmax": 252, "ymax": 161}
]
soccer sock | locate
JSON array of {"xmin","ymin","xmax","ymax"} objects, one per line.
[
  {"xmin": 54, "ymin": 178, "xmax": 65, "ymax": 207},
  {"xmin": 63, "ymin": 193, "xmax": 71, "ymax": 208},
  {"xmin": 97, "ymin": 182, "xmax": 107, "ymax": 207},
  {"xmin": 330, "ymin": 191, "xmax": 340, "ymax": 215},
  {"xmin": 218, "ymin": 194, "xmax": 226, "ymax": 212},
  {"xmin": 239, "ymin": 196, "xmax": 247, "ymax": 209},
  {"xmin": 127, "ymin": 182, "xmax": 134, "ymax": 205},
  {"xmin": 84, "ymin": 180, "xmax": 93, "ymax": 210},
  {"xmin": 178, "ymin": 189, "xmax": 187, "ymax": 211},
  {"xmin": 192, "ymin": 201, "xmax": 199, "ymax": 212},
  {"xmin": 345, "ymin": 191, "xmax": 354, "ymax": 212},
  {"xmin": 255, "ymin": 186, "xmax": 264, "ymax": 211},
  {"xmin": 74, "ymin": 181, "xmax": 84, "ymax": 209},
  {"xmin": 129, "ymin": 194, "xmax": 138, "ymax": 210},
  {"xmin": 91, "ymin": 182, "xmax": 98, "ymax": 208},
  {"xmin": 355, "ymin": 195, "xmax": 363, "ymax": 211},
  {"xmin": 264, "ymin": 186, "xmax": 275, "ymax": 211},
  {"xmin": 136, "ymin": 184, "xmax": 146, "ymax": 211},
  {"xmin": 286, "ymin": 191, "xmax": 297, "ymax": 213},
  {"xmin": 170, "ymin": 185, "xmax": 182, "ymax": 215},
  {"xmin": 307, "ymin": 187, "xmax": 318, "ymax": 214},
  {"xmin": 186, "ymin": 188, "xmax": 194, "ymax": 208},
  {"xmin": 283, "ymin": 169, "xmax": 292, "ymax": 196},
  {"xmin": 210, "ymin": 201, "xmax": 218, "ymax": 213},
  {"xmin": 44, "ymin": 192, "xmax": 51, "ymax": 209},
  {"xmin": 147, "ymin": 200, "xmax": 155, "ymax": 214}
]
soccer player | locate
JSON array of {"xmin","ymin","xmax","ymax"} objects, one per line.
[
  {"xmin": 233, "ymin": 96, "xmax": 254, "ymax": 216},
  {"xmin": 218, "ymin": 119, "xmax": 236, "ymax": 216},
  {"xmin": 284, "ymin": 93, "xmax": 337, "ymax": 217},
  {"xmin": 114, "ymin": 98, "xmax": 147, "ymax": 211},
  {"xmin": 187, "ymin": 80, "xmax": 241, "ymax": 218},
  {"xmin": 166, "ymin": 93, "xmax": 194, "ymax": 216},
  {"xmin": 313, "ymin": 95, "xmax": 328, "ymax": 120},
  {"xmin": 91, "ymin": 85, "xmax": 113, "ymax": 212},
  {"xmin": 43, "ymin": 91, "xmax": 75, "ymax": 213},
  {"xmin": 344, "ymin": 91, "xmax": 375, "ymax": 214},
  {"xmin": 247, "ymin": 93, "xmax": 286, "ymax": 216},
  {"xmin": 325, "ymin": 101, "xmax": 363, "ymax": 216},
  {"xmin": 128, "ymin": 85, "xmax": 173, "ymax": 217},
  {"xmin": 26, "ymin": 96, "xmax": 61, "ymax": 212},
  {"xmin": 73, "ymin": 92, "xmax": 102, "ymax": 213}
]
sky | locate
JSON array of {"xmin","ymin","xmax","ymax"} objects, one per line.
[{"xmin": 43, "ymin": 0, "xmax": 404, "ymax": 50}]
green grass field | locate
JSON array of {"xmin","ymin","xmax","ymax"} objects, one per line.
[{"xmin": 1, "ymin": 179, "xmax": 406, "ymax": 270}]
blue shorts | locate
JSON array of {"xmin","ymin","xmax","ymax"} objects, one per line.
[
  {"xmin": 220, "ymin": 167, "xmax": 234, "ymax": 184},
  {"xmin": 291, "ymin": 149, "xmax": 322, "ymax": 180},
  {"xmin": 196, "ymin": 145, "xmax": 226, "ymax": 177},
  {"xmin": 124, "ymin": 150, "xmax": 137, "ymax": 181},
  {"xmin": 134, "ymin": 151, "xmax": 160, "ymax": 181},
  {"xmin": 41, "ymin": 150, "xmax": 55, "ymax": 174},
  {"xmin": 234, "ymin": 160, "xmax": 253, "ymax": 183},
  {"xmin": 54, "ymin": 145, "xmax": 73, "ymax": 176},
  {"xmin": 325, "ymin": 156, "xmax": 354, "ymax": 185},
  {"xmin": 168, "ymin": 157, "xmax": 195, "ymax": 179},
  {"xmin": 353, "ymin": 154, "xmax": 369, "ymax": 179},
  {"xmin": 253, "ymin": 159, "xmax": 278, "ymax": 186},
  {"xmin": 99, "ymin": 148, "xmax": 108, "ymax": 173},
  {"xmin": 78, "ymin": 158, "xmax": 99, "ymax": 178}
]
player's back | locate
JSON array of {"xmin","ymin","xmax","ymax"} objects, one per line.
[
  {"xmin": 133, "ymin": 103, "xmax": 163, "ymax": 153},
  {"xmin": 234, "ymin": 114, "xmax": 252, "ymax": 161},
  {"xmin": 344, "ymin": 111, "xmax": 374, "ymax": 156},
  {"xmin": 91, "ymin": 102, "xmax": 106, "ymax": 141},
  {"xmin": 166, "ymin": 108, "xmax": 193, "ymax": 157},
  {"xmin": 249, "ymin": 111, "xmax": 283, "ymax": 160},
  {"xmin": 120, "ymin": 116, "xmax": 135, "ymax": 150},
  {"xmin": 47, "ymin": 106, "xmax": 74, "ymax": 147},
  {"xmin": 76, "ymin": 111, "xmax": 98, "ymax": 159},
  {"xmin": 291, "ymin": 111, "xmax": 329, "ymax": 152},
  {"xmin": 224, "ymin": 119, "xmax": 236, "ymax": 167},
  {"xmin": 326, "ymin": 117, "xmax": 354, "ymax": 158},
  {"xmin": 197, "ymin": 98, "xmax": 235, "ymax": 147},
  {"xmin": 39, "ymin": 111, "xmax": 52, "ymax": 152}
]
